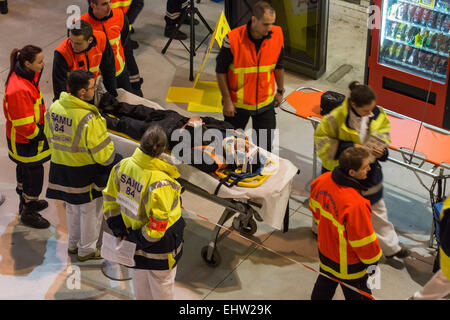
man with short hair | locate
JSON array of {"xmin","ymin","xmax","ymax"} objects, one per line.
[
  {"xmin": 216, "ymin": 1, "xmax": 285, "ymax": 153},
  {"xmin": 53, "ymin": 19, "xmax": 117, "ymax": 101},
  {"xmin": 44, "ymin": 70, "xmax": 121, "ymax": 262},
  {"xmin": 81, "ymin": 0, "xmax": 143, "ymax": 97},
  {"xmin": 309, "ymin": 147, "xmax": 382, "ymax": 300}
]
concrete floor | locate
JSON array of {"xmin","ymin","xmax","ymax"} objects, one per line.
[{"xmin": 0, "ymin": 0, "xmax": 445, "ymax": 300}]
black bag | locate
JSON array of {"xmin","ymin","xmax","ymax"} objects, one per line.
[{"xmin": 320, "ymin": 91, "xmax": 346, "ymax": 116}]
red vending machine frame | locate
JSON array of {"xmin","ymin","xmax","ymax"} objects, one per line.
[{"xmin": 366, "ymin": 0, "xmax": 450, "ymax": 129}]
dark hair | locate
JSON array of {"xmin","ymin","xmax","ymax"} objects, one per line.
[
  {"xmin": 339, "ymin": 147, "xmax": 370, "ymax": 174},
  {"xmin": 6, "ymin": 45, "xmax": 42, "ymax": 86},
  {"xmin": 348, "ymin": 81, "xmax": 376, "ymax": 108},
  {"xmin": 252, "ymin": 1, "xmax": 275, "ymax": 19},
  {"xmin": 140, "ymin": 126, "xmax": 168, "ymax": 158},
  {"xmin": 68, "ymin": 70, "xmax": 94, "ymax": 97},
  {"xmin": 69, "ymin": 20, "xmax": 93, "ymax": 41}
]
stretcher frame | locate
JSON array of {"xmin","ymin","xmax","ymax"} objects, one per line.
[
  {"xmin": 178, "ymin": 178, "xmax": 266, "ymax": 267},
  {"xmin": 104, "ymin": 89, "xmax": 295, "ymax": 268},
  {"xmin": 281, "ymin": 87, "xmax": 450, "ymax": 248}
]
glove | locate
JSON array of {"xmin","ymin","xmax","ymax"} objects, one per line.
[{"xmin": 106, "ymin": 215, "xmax": 128, "ymax": 239}]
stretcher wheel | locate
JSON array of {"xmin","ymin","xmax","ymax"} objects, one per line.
[
  {"xmin": 201, "ymin": 246, "xmax": 221, "ymax": 267},
  {"xmin": 240, "ymin": 218, "xmax": 257, "ymax": 236}
]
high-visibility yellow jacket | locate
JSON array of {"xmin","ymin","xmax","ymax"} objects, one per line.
[
  {"xmin": 44, "ymin": 92, "xmax": 117, "ymax": 204},
  {"xmin": 103, "ymin": 148, "xmax": 185, "ymax": 270},
  {"xmin": 310, "ymin": 169, "xmax": 382, "ymax": 280},
  {"xmin": 440, "ymin": 197, "xmax": 450, "ymax": 280},
  {"xmin": 314, "ymin": 98, "xmax": 391, "ymax": 171},
  {"xmin": 3, "ymin": 65, "xmax": 50, "ymax": 165}
]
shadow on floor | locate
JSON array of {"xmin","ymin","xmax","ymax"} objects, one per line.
[{"xmin": 0, "ymin": 219, "xmax": 52, "ymax": 276}]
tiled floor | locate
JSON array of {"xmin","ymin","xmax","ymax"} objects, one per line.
[{"xmin": 0, "ymin": 0, "xmax": 445, "ymax": 300}]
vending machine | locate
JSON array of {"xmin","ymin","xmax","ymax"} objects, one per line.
[{"xmin": 365, "ymin": 0, "xmax": 450, "ymax": 129}]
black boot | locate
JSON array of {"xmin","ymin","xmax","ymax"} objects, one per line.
[
  {"xmin": 164, "ymin": 26, "xmax": 187, "ymax": 40},
  {"xmin": 19, "ymin": 196, "xmax": 48, "ymax": 213},
  {"xmin": 129, "ymin": 38, "xmax": 139, "ymax": 50},
  {"xmin": 0, "ymin": 1, "xmax": 8, "ymax": 14},
  {"xmin": 20, "ymin": 206, "xmax": 50, "ymax": 229}
]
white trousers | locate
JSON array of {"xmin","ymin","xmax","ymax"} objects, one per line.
[
  {"xmin": 371, "ymin": 199, "xmax": 401, "ymax": 257},
  {"xmin": 131, "ymin": 267, "xmax": 177, "ymax": 300},
  {"xmin": 413, "ymin": 270, "xmax": 450, "ymax": 300},
  {"xmin": 65, "ymin": 197, "xmax": 103, "ymax": 257}
]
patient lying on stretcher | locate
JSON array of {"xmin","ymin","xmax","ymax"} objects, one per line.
[{"xmin": 98, "ymin": 93, "xmax": 277, "ymax": 187}]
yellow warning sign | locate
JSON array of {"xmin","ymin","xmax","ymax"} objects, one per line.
[
  {"xmin": 193, "ymin": 11, "xmax": 230, "ymax": 87},
  {"xmin": 166, "ymin": 11, "xmax": 230, "ymax": 113},
  {"xmin": 187, "ymin": 81, "xmax": 222, "ymax": 113}
]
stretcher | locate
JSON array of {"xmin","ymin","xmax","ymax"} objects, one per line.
[
  {"xmin": 281, "ymin": 87, "xmax": 450, "ymax": 247},
  {"xmin": 106, "ymin": 89, "xmax": 300, "ymax": 266}
]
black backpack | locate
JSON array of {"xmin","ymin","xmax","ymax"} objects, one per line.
[{"xmin": 320, "ymin": 91, "xmax": 346, "ymax": 116}]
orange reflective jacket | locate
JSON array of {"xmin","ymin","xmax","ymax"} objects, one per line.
[
  {"xmin": 111, "ymin": 0, "xmax": 131, "ymax": 13},
  {"xmin": 3, "ymin": 70, "xmax": 50, "ymax": 164},
  {"xmin": 81, "ymin": 8, "xmax": 126, "ymax": 77},
  {"xmin": 227, "ymin": 24, "xmax": 283, "ymax": 111},
  {"xmin": 309, "ymin": 171, "xmax": 382, "ymax": 280},
  {"xmin": 55, "ymin": 30, "xmax": 107, "ymax": 80}
]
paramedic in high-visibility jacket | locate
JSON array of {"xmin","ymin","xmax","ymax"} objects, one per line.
[
  {"xmin": 44, "ymin": 70, "xmax": 121, "ymax": 262},
  {"xmin": 216, "ymin": 1, "xmax": 285, "ymax": 153},
  {"xmin": 103, "ymin": 125, "xmax": 185, "ymax": 300},
  {"xmin": 53, "ymin": 19, "xmax": 117, "ymax": 101},
  {"xmin": 411, "ymin": 196, "xmax": 450, "ymax": 299},
  {"xmin": 3, "ymin": 45, "xmax": 51, "ymax": 229},
  {"xmin": 314, "ymin": 81, "xmax": 410, "ymax": 260},
  {"xmin": 309, "ymin": 147, "xmax": 382, "ymax": 300},
  {"xmin": 81, "ymin": 0, "xmax": 143, "ymax": 97}
]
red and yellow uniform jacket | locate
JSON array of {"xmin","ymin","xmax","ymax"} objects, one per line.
[
  {"xmin": 309, "ymin": 168, "xmax": 382, "ymax": 280},
  {"xmin": 111, "ymin": 0, "xmax": 131, "ymax": 13},
  {"xmin": 81, "ymin": 7, "xmax": 127, "ymax": 77},
  {"xmin": 226, "ymin": 23, "xmax": 284, "ymax": 112},
  {"xmin": 3, "ymin": 63, "xmax": 50, "ymax": 165},
  {"xmin": 53, "ymin": 29, "xmax": 117, "ymax": 100}
]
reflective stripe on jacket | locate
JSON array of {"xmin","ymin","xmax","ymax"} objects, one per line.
[
  {"xmin": 309, "ymin": 171, "xmax": 382, "ymax": 280},
  {"xmin": 111, "ymin": 0, "xmax": 131, "ymax": 13},
  {"xmin": 440, "ymin": 197, "xmax": 450, "ymax": 280},
  {"xmin": 314, "ymin": 98, "xmax": 391, "ymax": 171},
  {"xmin": 81, "ymin": 8, "xmax": 126, "ymax": 77},
  {"xmin": 103, "ymin": 147, "xmax": 185, "ymax": 270},
  {"xmin": 3, "ymin": 69, "xmax": 50, "ymax": 164},
  {"xmin": 227, "ymin": 24, "xmax": 283, "ymax": 111},
  {"xmin": 44, "ymin": 92, "xmax": 116, "ymax": 204},
  {"xmin": 55, "ymin": 30, "xmax": 107, "ymax": 80}
]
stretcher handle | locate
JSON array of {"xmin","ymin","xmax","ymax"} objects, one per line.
[
  {"xmin": 385, "ymin": 109, "xmax": 450, "ymax": 135},
  {"xmin": 280, "ymin": 86, "xmax": 323, "ymax": 106}
]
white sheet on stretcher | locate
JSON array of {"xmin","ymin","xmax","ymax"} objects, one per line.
[{"xmin": 107, "ymin": 89, "xmax": 299, "ymax": 230}]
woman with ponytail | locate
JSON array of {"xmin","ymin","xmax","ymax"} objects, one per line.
[
  {"xmin": 3, "ymin": 45, "xmax": 51, "ymax": 229},
  {"xmin": 314, "ymin": 81, "xmax": 411, "ymax": 260}
]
